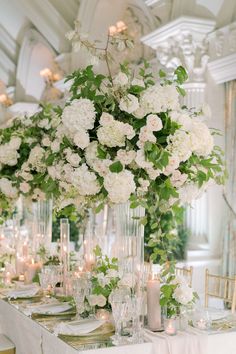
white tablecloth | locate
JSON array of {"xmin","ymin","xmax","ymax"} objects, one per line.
[{"xmin": 0, "ymin": 299, "xmax": 236, "ymax": 354}]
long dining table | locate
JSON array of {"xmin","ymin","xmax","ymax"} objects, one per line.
[{"xmin": 0, "ymin": 297, "xmax": 236, "ymax": 354}]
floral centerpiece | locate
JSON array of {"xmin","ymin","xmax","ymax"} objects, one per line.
[
  {"xmin": 0, "ymin": 25, "xmax": 225, "ymax": 262},
  {"xmin": 87, "ymin": 246, "xmax": 133, "ymax": 311},
  {"xmin": 160, "ymin": 264, "xmax": 198, "ymax": 319}
]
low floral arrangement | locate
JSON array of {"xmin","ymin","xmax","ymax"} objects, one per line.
[
  {"xmin": 87, "ymin": 246, "xmax": 133, "ymax": 311},
  {"xmin": 160, "ymin": 265, "xmax": 198, "ymax": 318},
  {"xmin": 0, "ymin": 25, "xmax": 226, "ymax": 262}
]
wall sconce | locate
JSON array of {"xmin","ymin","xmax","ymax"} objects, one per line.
[
  {"xmin": 0, "ymin": 94, "xmax": 13, "ymax": 107},
  {"xmin": 109, "ymin": 20, "xmax": 127, "ymax": 36}
]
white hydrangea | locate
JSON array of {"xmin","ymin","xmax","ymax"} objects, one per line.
[
  {"xmin": 178, "ymin": 183, "xmax": 204, "ymax": 204},
  {"xmin": 119, "ymin": 94, "xmax": 139, "ymax": 114},
  {"xmin": 0, "ymin": 137, "xmax": 21, "ymax": 166},
  {"xmin": 51, "ymin": 139, "xmax": 61, "ymax": 153},
  {"xmin": 100, "ymin": 112, "xmax": 114, "ymax": 126},
  {"xmin": 72, "ymin": 164, "xmax": 101, "ymax": 196},
  {"xmin": 97, "ymin": 273, "xmax": 110, "ymax": 287},
  {"xmin": 117, "ymin": 149, "xmax": 136, "ymax": 165},
  {"xmin": 93, "ymin": 159, "xmax": 112, "ymax": 177},
  {"xmin": 146, "ymin": 166, "xmax": 161, "ymax": 180},
  {"xmin": 64, "ymin": 148, "xmax": 81, "ymax": 167},
  {"xmin": 104, "ymin": 170, "xmax": 136, "ymax": 203},
  {"xmin": 113, "ymin": 72, "xmax": 129, "ymax": 86},
  {"xmin": 85, "ymin": 141, "xmax": 99, "ymax": 167},
  {"xmin": 141, "ymin": 84, "xmax": 179, "ymax": 114},
  {"xmin": 32, "ymin": 188, "xmax": 46, "ymax": 200},
  {"xmin": 0, "ymin": 178, "xmax": 18, "ymax": 199},
  {"xmin": 97, "ymin": 118, "xmax": 134, "ymax": 148},
  {"xmin": 189, "ymin": 121, "xmax": 214, "ymax": 157},
  {"xmin": 170, "ymin": 111, "xmax": 193, "ymax": 131},
  {"xmin": 167, "ymin": 130, "xmax": 192, "ymax": 162},
  {"xmin": 42, "ymin": 136, "xmax": 51, "ymax": 147},
  {"xmin": 28, "ymin": 146, "xmax": 45, "ymax": 171},
  {"xmin": 62, "ymin": 98, "xmax": 96, "ymax": 132},
  {"xmin": 73, "ymin": 129, "xmax": 90, "ymax": 149}
]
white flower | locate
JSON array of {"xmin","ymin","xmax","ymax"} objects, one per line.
[
  {"xmin": 117, "ymin": 150, "xmax": 136, "ymax": 165},
  {"xmin": 0, "ymin": 178, "xmax": 18, "ymax": 199},
  {"xmin": 9, "ymin": 137, "xmax": 21, "ymax": 149},
  {"xmin": 201, "ymin": 103, "xmax": 212, "ymax": 119},
  {"xmin": 167, "ymin": 130, "xmax": 192, "ymax": 162},
  {"xmin": 170, "ymin": 111, "xmax": 193, "ymax": 131},
  {"xmin": 133, "ymin": 106, "xmax": 147, "ymax": 119},
  {"xmin": 32, "ymin": 188, "xmax": 46, "ymax": 200},
  {"xmin": 85, "ymin": 142, "xmax": 99, "ymax": 167},
  {"xmin": 97, "ymin": 120, "xmax": 134, "ymax": 148},
  {"xmin": 113, "ymin": 72, "xmax": 129, "ymax": 86},
  {"xmin": 97, "ymin": 273, "xmax": 110, "ymax": 287},
  {"xmin": 141, "ymin": 84, "xmax": 179, "ymax": 114},
  {"xmin": 71, "ymin": 164, "xmax": 101, "ymax": 196},
  {"xmin": 173, "ymin": 284, "xmax": 194, "ymax": 305},
  {"xmin": 104, "ymin": 170, "xmax": 136, "ymax": 203},
  {"xmin": 119, "ymin": 94, "xmax": 139, "ymax": 114},
  {"xmin": 163, "ymin": 155, "xmax": 180, "ymax": 176},
  {"xmin": 88, "ymin": 294, "xmax": 107, "ymax": 307},
  {"xmin": 170, "ymin": 170, "xmax": 187, "ymax": 188},
  {"xmin": 138, "ymin": 126, "xmax": 156, "ymax": 148},
  {"xmin": 19, "ymin": 182, "xmax": 30, "ymax": 194},
  {"xmin": 189, "ymin": 121, "xmax": 214, "ymax": 157},
  {"xmin": 38, "ymin": 118, "xmax": 50, "ymax": 129},
  {"xmin": 51, "ymin": 140, "xmax": 61, "ymax": 153},
  {"xmin": 137, "ymin": 178, "xmax": 150, "ymax": 194},
  {"xmin": 100, "ymin": 112, "xmax": 114, "ymax": 126},
  {"xmin": 106, "ymin": 269, "xmax": 119, "ymax": 278},
  {"xmin": 73, "ymin": 129, "xmax": 90, "ymax": 149},
  {"xmin": 62, "ymin": 98, "xmax": 96, "ymax": 132},
  {"xmin": 65, "ymin": 149, "xmax": 81, "ymax": 167},
  {"xmin": 146, "ymin": 167, "xmax": 161, "ymax": 180},
  {"xmin": 42, "ymin": 136, "xmax": 51, "ymax": 147},
  {"xmin": 28, "ymin": 146, "xmax": 45, "ymax": 171},
  {"xmin": 93, "ymin": 159, "xmax": 112, "ymax": 177},
  {"xmin": 131, "ymin": 78, "xmax": 145, "ymax": 87},
  {"xmin": 135, "ymin": 149, "xmax": 153, "ymax": 169},
  {"xmin": 178, "ymin": 183, "xmax": 204, "ymax": 204},
  {"xmin": 146, "ymin": 114, "xmax": 163, "ymax": 132}
]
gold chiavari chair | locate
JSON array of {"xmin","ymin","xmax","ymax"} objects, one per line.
[
  {"xmin": 175, "ymin": 265, "xmax": 193, "ymax": 287},
  {"xmin": 205, "ymin": 269, "xmax": 236, "ymax": 313}
]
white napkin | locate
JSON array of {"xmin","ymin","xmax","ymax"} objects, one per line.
[
  {"xmin": 54, "ymin": 318, "xmax": 105, "ymax": 336},
  {"xmin": 7, "ymin": 286, "xmax": 39, "ymax": 299},
  {"xmin": 144, "ymin": 327, "xmax": 207, "ymax": 354}
]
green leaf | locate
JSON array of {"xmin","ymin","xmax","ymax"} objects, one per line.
[
  {"xmin": 174, "ymin": 66, "xmax": 188, "ymax": 84},
  {"xmin": 95, "ymin": 203, "xmax": 104, "ymax": 214},
  {"xmin": 159, "ymin": 69, "xmax": 166, "ymax": 78},
  {"xmin": 176, "ymin": 86, "xmax": 186, "ymax": 96},
  {"xmin": 109, "ymin": 161, "xmax": 123, "ymax": 173},
  {"xmin": 97, "ymin": 146, "xmax": 107, "ymax": 159}
]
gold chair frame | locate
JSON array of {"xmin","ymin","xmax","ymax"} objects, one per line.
[
  {"xmin": 175, "ymin": 265, "xmax": 193, "ymax": 287},
  {"xmin": 205, "ymin": 269, "xmax": 236, "ymax": 313}
]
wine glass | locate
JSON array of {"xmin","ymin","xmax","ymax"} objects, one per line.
[
  {"xmin": 72, "ymin": 276, "xmax": 88, "ymax": 319},
  {"xmin": 110, "ymin": 288, "xmax": 131, "ymax": 345}
]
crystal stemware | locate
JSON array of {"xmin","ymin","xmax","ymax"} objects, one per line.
[{"xmin": 72, "ymin": 276, "xmax": 88, "ymax": 318}]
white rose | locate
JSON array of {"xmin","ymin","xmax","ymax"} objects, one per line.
[
  {"xmin": 0, "ymin": 178, "xmax": 18, "ymax": 199},
  {"xmin": 19, "ymin": 182, "xmax": 30, "ymax": 194},
  {"xmin": 100, "ymin": 112, "xmax": 114, "ymax": 126},
  {"xmin": 146, "ymin": 114, "xmax": 163, "ymax": 132},
  {"xmin": 163, "ymin": 155, "xmax": 180, "ymax": 176},
  {"xmin": 42, "ymin": 136, "xmax": 51, "ymax": 147},
  {"xmin": 173, "ymin": 284, "xmax": 194, "ymax": 305},
  {"xmin": 38, "ymin": 118, "xmax": 50, "ymax": 129},
  {"xmin": 170, "ymin": 170, "xmax": 187, "ymax": 188},
  {"xmin": 113, "ymin": 72, "xmax": 129, "ymax": 86},
  {"xmin": 117, "ymin": 150, "xmax": 136, "ymax": 165},
  {"xmin": 119, "ymin": 94, "xmax": 139, "ymax": 114},
  {"xmin": 9, "ymin": 137, "xmax": 21, "ymax": 149},
  {"xmin": 51, "ymin": 140, "xmax": 61, "ymax": 153},
  {"xmin": 104, "ymin": 170, "xmax": 136, "ymax": 203}
]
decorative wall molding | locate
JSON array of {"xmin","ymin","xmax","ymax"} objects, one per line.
[
  {"xmin": 0, "ymin": 24, "xmax": 19, "ymax": 63},
  {"xmin": 15, "ymin": 29, "xmax": 56, "ymax": 102},
  {"xmin": 0, "ymin": 48, "xmax": 15, "ymax": 86},
  {"xmin": 141, "ymin": 16, "xmax": 215, "ymax": 82},
  {"xmin": 207, "ymin": 22, "xmax": 236, "ymax": 84},
  {"xmin": 208, "ymin": 53, "xmax": 236, "ymax": 84},
  {"xmin": 19, "ymin": 0, "xmax": 72, "ymax": 53}
]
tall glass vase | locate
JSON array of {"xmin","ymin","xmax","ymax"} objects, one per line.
[
  {"xmin": 114, "ymin": 202, "xmax": 145, "ymax": 286},
  {"xmin": 31, "ymin": 199, "xmax": 53, "ymax": 255}
]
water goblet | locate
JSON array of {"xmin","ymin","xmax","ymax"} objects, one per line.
[{"xmin": 72, "ymin": 276, "xmax": 88, "ymax": 318}]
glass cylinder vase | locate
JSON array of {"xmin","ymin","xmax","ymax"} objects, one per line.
[
  {"xmin": 114, "ymin": 202, "xmax": 145, "ymax": 288},
  {"xmin": 31, "ymin": 199, "xmax": 53, "ymax": 255}
]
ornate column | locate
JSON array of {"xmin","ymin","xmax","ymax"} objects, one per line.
[{"xmin": 141, "ymin": 17, "xmax": 215, "ymax": 249}]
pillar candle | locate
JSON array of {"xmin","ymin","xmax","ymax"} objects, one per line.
[
  {"xmin": 147, "ymin": 275, "xmax": 161, "ymax": 331},
  {"xmin": 15, "ymin": 256, "xmax": 26, "ymax": 276},
  {"xmin": 25, "ymin": 259, "xmax": 41, "ymax": 284},
  {"xmin": 22, "ymin": 242, "xmax": 28, "ymax": 258}
]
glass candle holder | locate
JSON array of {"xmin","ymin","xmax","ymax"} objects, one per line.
[{"xmin": 164, "ymin": 317, "xmax": 177, "ymax": 336}]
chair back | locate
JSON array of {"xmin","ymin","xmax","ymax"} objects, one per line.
[
  {"xmin": 175, "ymin": 265, "xmax": 193, "ymax": 287},
  {"xmin": 205, "ymin": 269, "xmax": 236, "ymax": 313}
]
